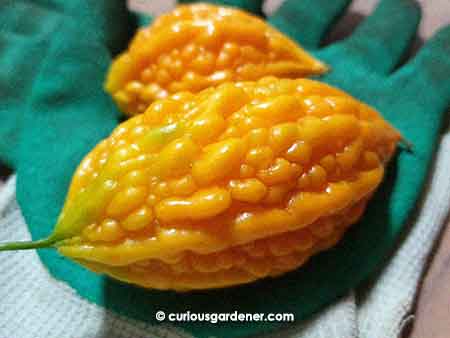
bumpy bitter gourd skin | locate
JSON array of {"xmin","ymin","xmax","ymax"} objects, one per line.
[
  {"xmin": 45, "ymin": 77, "xmax": 400, "ymax": 291},
  {"xmin": 105, "ymin": 3, "xmax": 327, "ymax": 116}
]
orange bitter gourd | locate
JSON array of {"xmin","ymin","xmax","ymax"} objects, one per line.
[
  {"xmin": 0, "ymin": 78, "xmax": 400, "ymax": 290},
  {"xmin": 105, "ymin": 3, "xmax": 327, "ymax": 116}
]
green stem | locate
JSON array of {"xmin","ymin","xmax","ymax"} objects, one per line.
[{"xmin": 0, "ymin": 237, "xmax": 57, "ymax": 251}]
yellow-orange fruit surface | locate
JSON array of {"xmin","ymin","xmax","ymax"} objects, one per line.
[
  {"xmin": 58, "ymin": 78, "xmax": 400, "ymax": 290},
  {"xmin": 105, "ymin": 3, "xmax": 327, "ymax": 116}
]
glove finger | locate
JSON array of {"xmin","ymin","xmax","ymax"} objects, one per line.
[
  {"xmin": 16, "ymin": 17, "xmax": 120, "ymax": 239},
  {"xmin": 67, "ymin": 1, "xmax": 139, "ymax": 56},
  {"xmin": 337, "ymin": 0, "xmax": 421, "ymax": 74},
  {"xmin": 177, "ymin": 0, "xmax": 265, "ymax": 17},
  {"xmin": 268, "ymin": 0, "xmax": 352, "ymax": 50},
  {"xmin": 1, "ymin": 1, "xmax": 138, "ymax": 55},
  {"xmin": 390, "ymin": 25, "xmax": 450, "ymax": 114},
  {"xmin": 0, "ymin": 34, "xmax": 35, "ymax": 168},
  {"xmin": 31, "ymin": 0, "xmax": 138, "ymax": 56},
  {"xmin": 0, "ymin": 1, "xmax": 62, "ymax": 168},
  {"xmin": 0, "ymin": 0, "xmax": 132, "ymax": 168},
  {"xmin": 135, "ymin": 12, "xmax": 153, "ymax": 27}
]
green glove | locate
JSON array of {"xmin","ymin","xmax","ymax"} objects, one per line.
[
  {"xmin": 178, "ymin": 0, "xmax": 265, "ymax": 16},
  {"xmin": 0, "ymin": 1, "xmax": 449, "ymax": 338}
]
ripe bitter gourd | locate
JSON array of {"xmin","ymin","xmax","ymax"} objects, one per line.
[
  {"xmin": 0, "ymin": 78, "xmax": 400, "ymax": 290},
  {"xmin": 105, "ymin": 3, "xmax": 327, "ymax": 116}
]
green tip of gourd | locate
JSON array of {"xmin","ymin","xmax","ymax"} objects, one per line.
[
  {"xmin": 0, "ymin": 237, "xmax": 57, "ymax": 251},
  {"xmin": 400, "ymin": 137, "xmax": 414, "ymax": 152}
]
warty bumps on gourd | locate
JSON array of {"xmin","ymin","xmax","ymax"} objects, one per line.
[
  {"xmin": 105, "ymin": 3, "xmax": 327, "ymax": 116},
  {"xmin": 0, "ymin": 77, "xmax": 400, "ymax": 290}
]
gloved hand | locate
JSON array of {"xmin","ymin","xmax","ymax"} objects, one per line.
[
  {"xmin": 270, "ymin": 0, "xmax": 450, "ymax": 307},
  {"xmin": 0, "ymin": 1, "xmax": 449, "ymax": 338}
]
